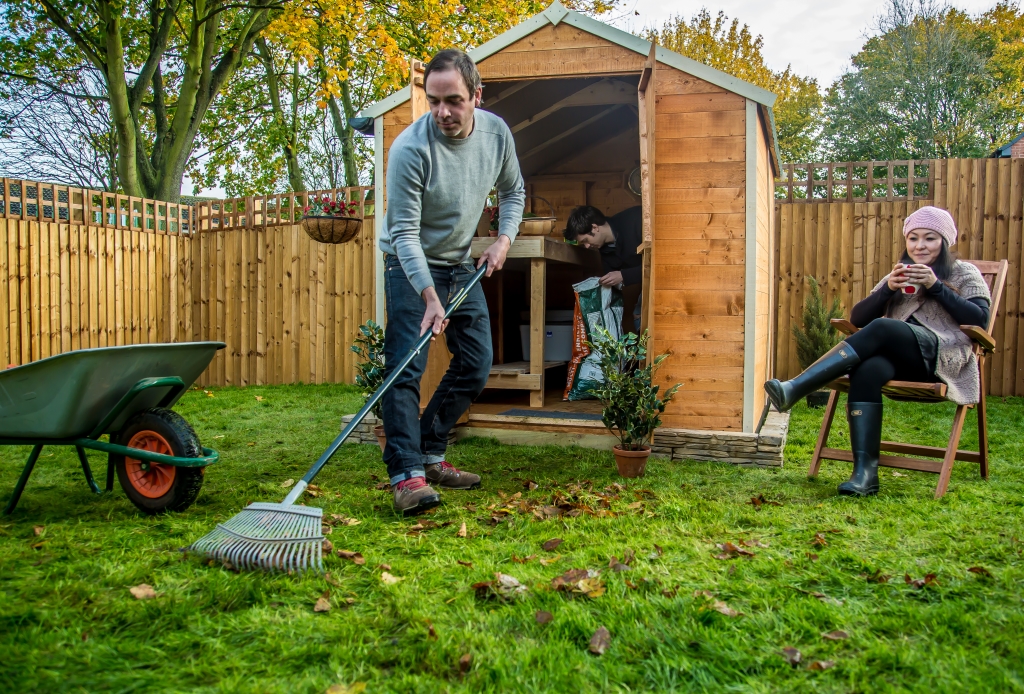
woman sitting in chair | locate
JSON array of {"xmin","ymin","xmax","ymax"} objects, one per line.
[{"xmin": 764, "ymin": 206, "xmax": 991, "ymax": 497}]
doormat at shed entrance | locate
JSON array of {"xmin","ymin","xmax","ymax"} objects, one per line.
[{"xmin": 498, "ymin": 409, "xmax": 603, "ymax": 421}]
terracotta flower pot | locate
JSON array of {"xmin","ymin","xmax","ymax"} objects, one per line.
[
  {"xmin": 373, "ymin": 424, "xmax": 386, "ymax": 452},
  {"xmin": 613, "ymin": 445, "xmax": 650, "ymax": 478}
]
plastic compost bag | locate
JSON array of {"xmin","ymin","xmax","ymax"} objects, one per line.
[{"xmin": 563, "ymin": 277, "xmax": 624, "ymax": 401}]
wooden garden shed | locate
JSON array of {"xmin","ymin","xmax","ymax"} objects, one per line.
[{"xmin": 359, "ymin": 1, "xmax": 784, "ymax": 453}]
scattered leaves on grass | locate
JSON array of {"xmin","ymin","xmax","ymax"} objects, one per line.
[
  {"xmin": 846, "ymin": 515, "xmax": 857, "ymax": 524},
  {"xmin": 129, "ymin": 584, "xmax": 157, "ymax": 600},
  {"xmin": 473, "ymin": 573, "xmax": 527, "ymax": 601},
  {"xmin": 609, "ymin": 556, "xmax": 631, "ymax": 572},
  {"xmin": 810, "ymin": 532, "xmax": 828, "ymax": 547},
  {"xmin": 374, "ymin": 482, "xmax": 391, "ymax": 491},
  {"xmin": 254, "ymin": 395, "xmax": 264, "ymax": 402},
  {"xmin": 905, "ymin": 573, "xmax": 938, "ymax": 589},
  {"xmin": 539, "ymin": 555, "xmax": 560, "ymax": 566},
  {"xmin": 426, "ymin": 620, "xmax": 437, "ymax": 640},
  {"xmin": 714, "ymin": 542, "xmax": 755, "ymax": 560},
  {"xmin": 782, "ymin": 647, "xmax": 802, "ymax": 667},
  {"xmin": 281, "ymin": 479, "xmax": 295, "ymax": 488},
  {"xmin": 536, "ymin": 610, "xmax": 553, "ymax": 624},
  {"xmin": 811, "ymin": 591, "xmax": 844, "ymax": 606},
  {"xmin": 822, "ymin": 630, "xmax": 849, "ymax": 641},
  {"xmin": 305, "ymin": 484, "xmax": 322, "ymax": 498},
  {"xmin": 806, "ymin": 553, "xmax": 819, "ymax": 561},
  {"xmin": 337, "ymin": 550, "xmax": 365, "ymax": 565},
  {"xmin": 204, "ymin": 390, "xmax": 215, "ymax": 398},
  {"xmin": 324, "ymin": 573, "xmax": 341, "ymax": 587},
  {"xmin": 32, "ymin": 526, "xmax": 44, "ymax": 536},
  {"xmin": 458, "ymin": 653, "xmax": 472, "ymax": 674},
  {"xmin": 380, "ymin": 571, "xmax": 402, "ymax": 585},
  {"xmin": 325, "ymin": 683, "xmax": 366, "ymax": 694},
  {"xmin": 748, "ymin": 494, "xmax": 782, "ymax": 509},
  {"xmin": 532, "ymin": 505, "xmax": 560, "ymax": 520},
  {"xmin": 523, "ymin": 479, "xmax": 539, "ymax": 490},
  {"xmin": 551, "ymin": 568, "xmax": 605, "ymax": 598},
  {"xmin": 708, "ymin": 600, "xmax": 740, "ymax": 616},
  {"xmin": 542, "ymin": 538, "xmax": 563, "ymax": 552},
  {"xmin": 321, "ymin": 525, "xmax": 333, "ymax": 535},
  {"xmin": 378, "ymin": 563, "xmax": 391, "ymax": 571},
  {"xmin": 864, "ymin": 569, "xmax": 891, "ymax": 583},
  {"xmin": 652, "ymin": 544, "xmax": 664, "ymax": 557},
  {"xmin": 322, "ymin": 539, "xmax": 333, "ymax": 554},
  {"xmin": 968, "ymin": 566, "xmax": 993, "ymax": 578},
  {"xmin": 589, "ymin": 626, "xmax": 611, "ymax": 655},
  {"xmin": 808, "ymin": 660, "xmax": 835, "ymax": 671},
  {"xmin": 511, "ymin": 554, "xmax": 536, "ymax": 564},
  {"xmin": 457, "ymin": 522, "xmax": 467, "ymax": 538},
  {"xmin": 892, "ymin": 471, "xmax": 907, "ymax": 477},
  {"xmin": 457, "ymin": 560, "xmax": 473, "ymax": 568},
  {"xmin": 314, "ymin": 590, "xmax": 331, "ymax": 613},
  {"xmin": 329, "ymin": 515, "xmax": 361, "ymax": 526}
]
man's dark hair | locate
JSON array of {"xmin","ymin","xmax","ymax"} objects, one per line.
[
  {"xmin": 423, "ymin": 49, "xmax": 481, "ymax": 97},
  {"xmin": 564, "ymin": 205, "xmax": 608, "ymax": 242},
  {"xmin": 900, "ymin": 239, "xmax": 957, "ymax": 280}
]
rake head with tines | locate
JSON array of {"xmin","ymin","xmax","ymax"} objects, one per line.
[
  {"xmin": 189, "ymin": 502, "xmax": 324, "ymax": 573},
  {"xmin": 188, "ymin": 263, "xmax": 490, "ymax": 573}
]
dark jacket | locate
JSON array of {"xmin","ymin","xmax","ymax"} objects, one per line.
[{"xmin": 599, "ymin": 206, "xmax": 643, "ymax": 287}]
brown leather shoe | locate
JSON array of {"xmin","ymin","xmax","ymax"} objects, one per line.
[
  {"xmin": 425, "ymin": 461, "xmax": 481, "ymax": 490},
  {"xmin": 392, "ymin": 478, "xmax": 441, "ymax": 516}
]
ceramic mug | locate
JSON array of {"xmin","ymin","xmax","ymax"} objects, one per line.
[{"xmin": 902, "ymin": 282, "xmax": 924, "ymax": 295}]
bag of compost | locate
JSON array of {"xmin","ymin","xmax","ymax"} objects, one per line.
[{"xmin": 563, "ymin": 277, "xmax": 624, "ymax": 401}]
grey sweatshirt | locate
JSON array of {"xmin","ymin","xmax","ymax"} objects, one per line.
[{"xmin": 380, "ymin": 109, "xmax": 525, "ymax": 295}]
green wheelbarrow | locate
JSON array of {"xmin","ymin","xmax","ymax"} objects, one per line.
[{"xmin": 0, "ymin": 342, "xmax": 225, "ymax": 515}]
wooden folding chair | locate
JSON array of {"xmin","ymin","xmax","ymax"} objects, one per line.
[{"xmin": 808, "ymin": 259, "xmax": 1008, "ymax": 499}]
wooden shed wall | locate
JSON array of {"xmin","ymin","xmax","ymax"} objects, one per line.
[
  {"xmin": 477, "ymin": 23, "xmax": 645, "ymax": 80},
  {"xmin": 752, "ymin": 108, "xmax": 774, "ymax": 429},
  {"xmin": 650, "ymin": 68, "xmax": 747, "ymax": 431}
]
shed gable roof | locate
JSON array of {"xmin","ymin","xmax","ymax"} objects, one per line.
[{"xmin": 360, "ymin": 1, "xmax": 778, "ymax": 119}]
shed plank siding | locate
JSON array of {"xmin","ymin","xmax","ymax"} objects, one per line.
[
  {"xmin": 652, "ymin": 70, "xmax": 747, "ymax": 430},
  {"xmin": 752, "ymin": 109, "xmax": 774, "ymax": 428},
  {"xmin": 478, "ymin": 46, "xmax": 644, "ymax": 80}
]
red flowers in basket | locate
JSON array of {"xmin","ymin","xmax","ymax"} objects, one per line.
[{"xmin": 304, "ymin": 197, "xmax": 360, "ymax": 218}]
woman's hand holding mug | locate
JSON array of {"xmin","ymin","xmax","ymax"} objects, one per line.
[{"xmin": 888, "ymin": 262, "xmax": 937, "ymax": 295}]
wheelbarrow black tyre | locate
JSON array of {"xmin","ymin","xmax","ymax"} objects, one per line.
[{"xmin": 110, "ymin": 408, "xmax": 205, "ymax": 515}]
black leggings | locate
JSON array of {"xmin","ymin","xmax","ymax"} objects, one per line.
[{"xmin": 842, "ymin": 319, "xmax": 935, "ymax": 403}]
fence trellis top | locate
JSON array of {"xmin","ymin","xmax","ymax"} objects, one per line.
[{"xmin": 775, "ymin": 160, "xmax": 935, "ymax": 203}]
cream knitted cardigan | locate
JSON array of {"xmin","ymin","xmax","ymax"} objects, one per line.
[{"xmin": 871, "ymin": 260, "xmax": 991, "ymax": 405}]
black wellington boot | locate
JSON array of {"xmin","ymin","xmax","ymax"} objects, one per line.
[
  {"xmin": 764, "ymin": 342, "xmax": 861, "ymax": 412},
  {"xmin": 838, "ymin": 402, "xmax": 882, "ymax": 496}
]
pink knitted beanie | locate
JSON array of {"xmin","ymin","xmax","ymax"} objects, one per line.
[{"xmin": 903, "ymin": 206, "xmax": 957, "ymax": 247}]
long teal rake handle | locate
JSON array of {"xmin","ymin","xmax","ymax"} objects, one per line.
[{"xmin": 282, "ymin": 261, "xmax": 489, "ymax": 506}]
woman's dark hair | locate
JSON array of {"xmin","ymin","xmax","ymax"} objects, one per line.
[
  {"xmin": 564, "ymin": 205, "xmax": 608, "ymax": 241},
  {"xmin": 901, "ymin": 239, "xmax": 957, "ymax": 280},
  {"xmin": 423, "ymin": 49, "xmax": 481, "ymax": 97}
]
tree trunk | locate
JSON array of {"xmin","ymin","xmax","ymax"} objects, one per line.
[
  {"xmin": 327, "ymin": 83, "xmax": 360, "ymax": 187},
  {"xmin": 256, "ymin": 38, "xmax": 305, "ymax": 192}
]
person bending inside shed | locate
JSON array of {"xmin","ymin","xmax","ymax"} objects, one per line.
[
  {"xmin": 763, "ymin": 206, "xmax": 991, "ymax": 497},
  {"xmin": 379, "ymin": 49, "xmax": 525, "ymax": 516},
  {"xmin": 563, "ymin": 204, "xmax": 643, "ymax": 332}
]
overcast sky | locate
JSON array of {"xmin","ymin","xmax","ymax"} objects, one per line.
[{"xmin": 610, "ymin": 0, "xmax": 1001, "ymax": 87}]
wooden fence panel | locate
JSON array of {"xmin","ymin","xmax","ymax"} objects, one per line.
[{"xmin": 775, "ymin": 158, "xmax": 1024, "ymax": 397}]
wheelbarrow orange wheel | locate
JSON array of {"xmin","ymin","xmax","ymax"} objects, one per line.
[{"xmin": 111, "ymin": 408, "xmax": 205, "ymax": 515}]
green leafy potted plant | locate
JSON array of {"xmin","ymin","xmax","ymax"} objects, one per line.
[
  {"xmin": 351, "ymin": 319, "xmax": 386, "ymax": 450},
  {"xmin": 587, "ymin": 328, "xmax": 680, "ymax": 478},
  {"xmin": 792, "ymin": 276, "xmax": 844, "ymax": 408}
]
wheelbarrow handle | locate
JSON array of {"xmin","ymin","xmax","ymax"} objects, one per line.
[{"xmin": 283, "ymin": 262, "xmax": 490, "ymax": 505}]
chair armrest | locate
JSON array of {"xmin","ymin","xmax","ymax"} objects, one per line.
[
  {"xmin": 960, "ymin": 325, "xmax": 996, "ymax": 352},
  {"xmin": 831, "ymin": 319, "xmax": 858, "ymax": 336}
]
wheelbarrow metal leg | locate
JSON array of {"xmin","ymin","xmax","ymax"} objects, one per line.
[
  {"xmin": 76, "ymin": 446, "xmax": 102, "ymax": 495},
  {"xmin": 4, "ymin": 444, "xmax": 44, "ymax": 515},
  {"xmin": 106, "ymin": 455, "xmax": 115, "ymax": 492}
]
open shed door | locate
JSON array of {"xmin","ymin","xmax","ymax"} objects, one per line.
[{"xmin": 637, "ymin": 44, "xmax": 657, "ymax": 335}]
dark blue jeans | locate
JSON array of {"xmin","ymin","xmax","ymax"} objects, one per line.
[{"xmin": 381, "ymin": 255, "xmax": 492, "ymax": 484}]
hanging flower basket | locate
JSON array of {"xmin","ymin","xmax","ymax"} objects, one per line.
[{"xmin": 301, "ymin": 197, "xmax": 363, "ymax": 244}]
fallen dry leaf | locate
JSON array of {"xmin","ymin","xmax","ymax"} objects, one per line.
[
  {"xmin": 324, "ymin": 683, "xmax": 366, "ymax": 694},
  {"xmin": 806, "ymin": 553, "xmax": 819, "ymax": 561},
  {"xmin": 324, "ymin": 572, "xmax": 341, "ymax": 587},
  {"xmin": 314, "ymin": 590, "xmax": 331, "ymax": 613},
  {"xmin": 539, "ymin": 555, "xmax": 560, "ymax": 566},
  {"xmin": 329, "ymin": 515, "xmax": 361, "ymax": 526},
  {"xmin": 864, "ymin": 569, "xmax": 891, "ymax": 584},
  {"xmin": 377, "ymin": 563, "xmax": 391, "ymax": 571},
  {"xmin": 254, "ymin": 395, "xmax": 264, "ymax": 402},
  {"xmin": 714, "ymin": 541, "xmax": 756, "ymax": 560},
  {"xmin": 968, "ymin": 566, "xmax": 992, "ymax": 578},
  {"xmin": 808, "ymin": 660, "xmax": 835, "ymax": 671},
  {"xmin": 457, "ymin": 522, "xmax": 467, "ymax": 538},
  {"xmin": 457, "ymin": 560, "xmax": 473, "ymax": 568},
  {"xmin": 846, "ymin": 515, "xmax": 857, "ymax": 525},
  {"xmin": 322, "ymin": 525, "xmax": 333, "ymax": 535},
  {"xmin": 511, "ymin": 554, "xmax": 536, "ymax": 564},
  {"xmin": 822, "ymin": 630, "xmax": 849, "ymax": 641},
  {"xmin": 129, "ymin": 584, "xmax": 157, "ymax": 600},
  {"xmin": 426, "ymin": 620, "xmax": 437, "ymax": 640},
  {"xmin": 810, "ymin": 532, "xmax": 828, "ymax": 547},
  {"xmin": 709, "ymin": 600, "xmax": 739, "ymax": 617},
  {"xmin": 782, "ymin": 647, "xmax": 802, "ymax": 668},
  {"xmin": 542, "ymin": 538, "xmax": 563, "ymax": 552},
  {"xmin": 589, "ymin": 626, "xmax": 611, "ymax": 655},
  {"xmin": 892, "ymin": 471, "xmax": 907, "ymax": 477},
  {"xmin": 904, "ymin": 573, "xmax": 938, "ymax": 589},
  {"xmin": 609, "ymin": 556, "xmax": 631, "ymax": 572},
  {"xmin": 474, "ymin": 573, "xmax": 528, "ymax": 601},
  {"xmin": 748, "ymin": 493, "xmax": 783, "ymax": 509},
  {"xmin": 33, "ymin": 526, "xmax": 44, "ymax": 536},
  {"xmin": 305, "ymin": 484, "xmax": 322, "ymax": 498},
  {"xmin": 380, "ymin": 571, "xmax": 402, "ymax": 585},
  {"xmin": 536, "ymin": 610, "xmax": 553, "ymax": 624},
  {"xmin": 281, "ymin": 479, "xmax": 295, "ymax": 488},
  {"xmin": 337, "ymin": 550, "xmax": 365, "ymax": 565},
  {"xmin": 459, "ymin": 653, "xmax": 472, "ymax": 674},
  {"xmin": 653, "ymin": 543, "xmax": 664, "ymax": 556},
  {"xmin": 322, "ymin": 539, "xmax": 333, "ymax": 554},
  {"xmin": 523, "ymin": 479, "xmax": 539, "ymax": 491}
]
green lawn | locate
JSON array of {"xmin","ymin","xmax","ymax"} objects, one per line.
[{"xmin": 2, "ymin": 384, "xmax": 1023, "ymax": 693}]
